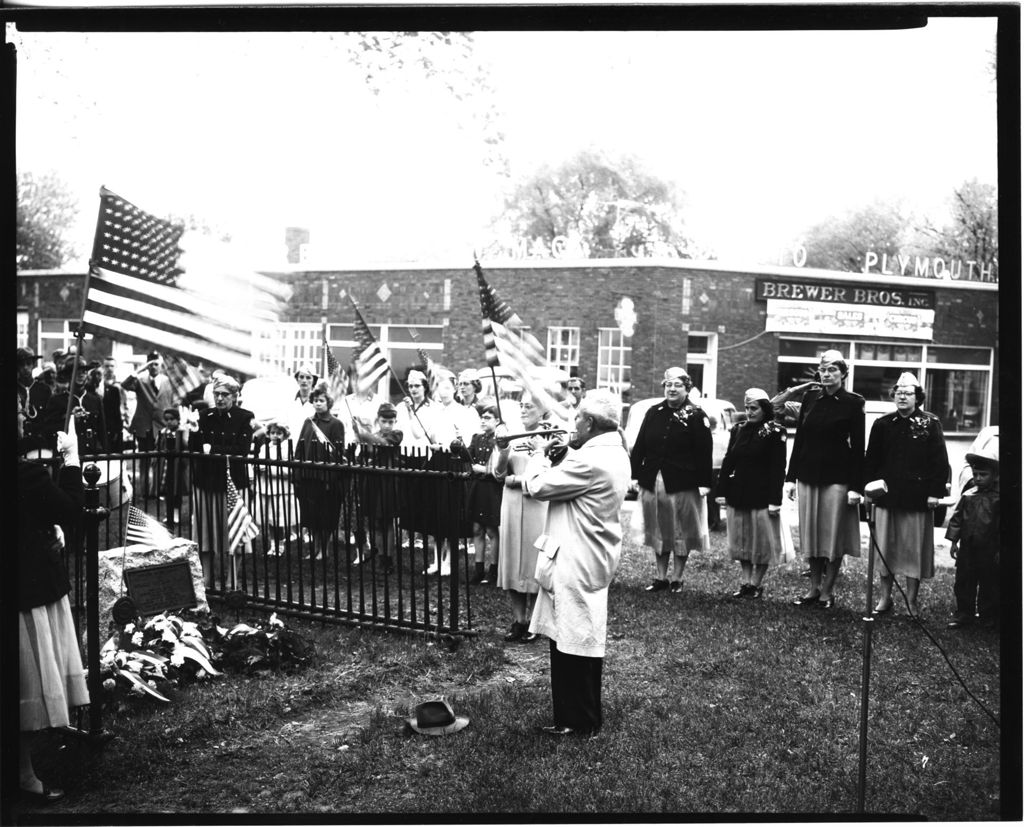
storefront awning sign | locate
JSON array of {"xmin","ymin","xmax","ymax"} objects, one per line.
[{"xmin": 764, "ymin": 299, "xmax": 935, "ymax": 340}]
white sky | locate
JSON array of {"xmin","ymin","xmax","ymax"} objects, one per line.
[{"xmin": 10, "ymin": 18, "xmax": 999, "ymax": 268}]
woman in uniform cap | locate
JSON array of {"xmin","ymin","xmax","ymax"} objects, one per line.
[
  {"xmin": 630, "ymin": 366, "xmax": 713, "ymax": 593},
  {"xmin": 785, "ymin": 349, "xmax": 865, "ymax": 609},
  {"xmin": 188, "ymin": 373, "xmax": 261, "ymax": 587},
  {"xmin": 863, "ymin": 372, "xmax": 949, "ymax": 617},
  {"xmin": 715, "ymin": 388, "xmax": 787, "ymax": 598}
]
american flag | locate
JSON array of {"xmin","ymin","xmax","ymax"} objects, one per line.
[
  {"xmin": 125, "ymin": 505, "xmax": 174, "ymax": 549},
  {"xmin": 82, "ymin": 188, "xmax": 290, "ymax": 377},
  {"xmin": 474, "ymin": 261, "xmax": 562, "ymax": 414},
  {"xmin": 225, "ymin": 460, "xmax": 259, "ymax": 552},
  {"xmin": 163, "ymin": 353, "xmax": 203, "ymax": 406},
  {"xmin": 409, "ymin": 328, "xmax": 444, "ymax": 390},
  {"xmin": 350, "ymin": 300, "xmax": 390, "ymax": 395},
  {"xmin": 322, "ymin": 336, "xmax": 349, "ymax": 400}
]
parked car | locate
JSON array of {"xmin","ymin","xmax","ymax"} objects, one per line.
[
  {"xmin": 622, "ymin": 397, "xmax": 738, "ymax": 527},
  {"xmin": 240, "ymin": 374, "xmax": 299, "ymax": 429}
]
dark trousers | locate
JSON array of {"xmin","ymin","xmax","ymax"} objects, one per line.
[
  {"xmin": 953, "ymin": 547, "xmax": 999, "ymax": 622},
  {"xmin": 549, "ymin": 639, "xmax": 603, "ymax": 733}
]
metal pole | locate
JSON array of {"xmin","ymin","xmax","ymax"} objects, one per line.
[
  {"xmin": 856, "ymin": 504, "xmax": 877, "ymax": 813},
  {"xmin": 82, "ymin": 463, "xmax": 110, "ymax": 740}
]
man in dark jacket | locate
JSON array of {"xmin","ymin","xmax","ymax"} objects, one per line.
[{"xmin": 17, "ymin": 347, "xmax": 52, "ymax": 454}]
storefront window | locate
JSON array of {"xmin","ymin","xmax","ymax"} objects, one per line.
[
  {"xmin": 777, "ymin": 337, "xmax": 993, "ymax": 433},
  {"xmin": 926, "ymin": 369, "xmax": 989, "ymax": 432}
]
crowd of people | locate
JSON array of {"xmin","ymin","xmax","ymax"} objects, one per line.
[{"xmin": 16, "ymin": 343, "xmax": 998, "ymax": 748}]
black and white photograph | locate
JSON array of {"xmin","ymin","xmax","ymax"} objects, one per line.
[{"xmin": 8, "ymin": 4, "xmax": 1017, "ymax": 820}]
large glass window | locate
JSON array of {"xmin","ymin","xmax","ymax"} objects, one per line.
[
  {"xmin": 547, "ymin": 327, "xmax": 580, "ymax": 372},
  {"xmin": 776, "ymin": 337, "xmax": 992, "ymax": 432},
  {"xmin": 926, "ymin": 369, "xmax": 989, "ymax": 431},
  {"xmin": 596, "ymin": 328, "xmax": 632, "ymax": 403}
]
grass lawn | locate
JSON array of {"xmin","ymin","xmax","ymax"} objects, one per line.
[{"xmin": 17, "ymin": 505, "xmax": 1006, "ymax": 819}]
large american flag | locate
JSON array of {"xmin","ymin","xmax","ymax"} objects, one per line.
[
  {"xmin": 474, "ymin": 261, "xmax": 562, "ymax": 414},
  {"xmin": 125, "ymin": 505, "xmax": 174, "ymax": 549},
  {"xmin": 82, "ymin": 188, "xmax": 290, "ymax": 377},
  {"xmin": 225, "ymin": 461, "xmax": 259, "ymax": 552},
  {"xmin": 350, "ymin": 300, "xmax": 390, "ymax": 395}
]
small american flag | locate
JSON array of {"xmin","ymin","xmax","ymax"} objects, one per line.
[
  {"xmin": 322, "ymin": 336, "xmax": 349, "ymax": 400},
  {"xmin": 474, "ymin": 261, "xmax": 561, "ymax": 413},
  {"xmin": 350, "ymin": 300, "xmax": 390, "ymax": 395},
  {"xmin": 125, "ymin": 505, "xmax": 174, "ymax": 548},
  {"xmin": 225, "ymin": 460, "xmax": 259, "ymax": 552},
  {"xmin": 409, "ymin": 328, "xmax": 444, "ymax": 390}
]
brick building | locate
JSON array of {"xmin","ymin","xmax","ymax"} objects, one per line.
[{"xmin": 17, "ymin": 259, "xmax": 999, "ymax": 435}]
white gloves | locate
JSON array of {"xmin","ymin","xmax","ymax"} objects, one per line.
[{"xmin": 57, "ymin": 416, "xmax": 80, "ymax": 467}]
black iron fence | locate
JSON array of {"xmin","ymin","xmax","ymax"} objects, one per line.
[{"xmin": 69, "ymin": 441, "xmax": 478, "ymax": 638}]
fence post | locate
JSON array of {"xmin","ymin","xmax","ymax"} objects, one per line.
[{"xmin": 82, "ymin": 463, "xmax": 110, "ymax": 741}]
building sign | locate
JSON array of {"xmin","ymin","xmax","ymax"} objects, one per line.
[
  {"xmin": 862, "ymin": 251, "xmax": 997, "ymax": 283},
  {"xmin": 755, "ymin": 279, "xmax": 935, "ymax": 309},
  {"xmin": 764, "ymin": 300, "xmax": 934, "ymax": 340},
  {"xmin": 756, "ymin": 279, "xmax": 935, "ymax": 340}
]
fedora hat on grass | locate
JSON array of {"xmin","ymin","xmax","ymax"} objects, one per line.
[{"xmin": 405, "ymin": 699, "xmax": 469, "ymax": 736}]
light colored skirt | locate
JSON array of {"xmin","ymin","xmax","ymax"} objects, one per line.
[
  {"xmin": 20, "ymin": 596, "xmax": 90, "ymax": 731},
  {"xmin": 873, "ymin": 507, "xmax": 935, "ymax": 580},
  {"xmin": 641, "ymin": 472, "xmax": 709, "ymax": 557},
  {"xmin": 797, "ymin": 482, "xmax": 861, "ymax": 561},
  {"xmin": 726, "ymin": 506, "xmax": 783, "ymax": 566}
]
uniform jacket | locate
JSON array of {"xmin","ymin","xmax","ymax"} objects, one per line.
[
  {"xmin": 945, "ymin": 485, "xmax": 999, "ymax": 552},
  {"xmin": 18, "ymin": 460, "xmax": 83, "ymax": 612},
  {"xmin": 188, "ymin": 405, "xmax": 256, "ymax": 490},
  {"xmin": 40, "ymin": 388, "xmax": 108, "ymax": 454},
  {"xmin": 785, "ymin": 387, "xmax": 865, "ymax": 492},
  {"xmin": 715, "ymin": 419, "xmax": 787, "ymax": 510},
  {"xmin": 863, "ymin": 409, "xmax": 949, "ymax": 511},
  {"xmin": 123, "ymin": 372, "xmax": 173, "ymax": 441},
  {"xmin": 630, "ymin": 400, "xmax": 713, "ymax": 493},
  {"xmin": 523, "ymin": 430, "xmax": 631, "ymax": 658}
]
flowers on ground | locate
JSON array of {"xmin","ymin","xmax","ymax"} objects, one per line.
[{"xmin": 97, "ymin": 610, "xmax": 313, "ymax": 705}]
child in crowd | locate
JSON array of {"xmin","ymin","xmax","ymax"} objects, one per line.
[
  {"xmin": 945, "ymin": 447, "xmax": 999, "ymax": 629},
  {"xmin": 356, "ymin": 403, "xmax": 404, "ymax": 570},
  {"xmin": 258, "ymin": 421, "xmax": 298, "ymax": 556},
  {"xmin": 466, "ymin": 405, "xmax": 502, "ymax": 585},
  {"xmin": 157, "ymin": 407, "xmax": 186, "ymax": 524}
]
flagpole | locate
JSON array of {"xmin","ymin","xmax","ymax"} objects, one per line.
[{"xmin": 489, "ymin": 365, "xmax": 505, "ymax": 425}]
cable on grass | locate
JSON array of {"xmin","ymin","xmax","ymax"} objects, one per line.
[{"xmin": 867, "ymin": 517, "xmax": 1000, "ymax": 729}]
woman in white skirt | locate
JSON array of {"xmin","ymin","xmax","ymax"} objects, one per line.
[
  {"xmin": 715, "ymin": 389, "xmax": 788, "ymax": 598},
  {"xmin": 863, "ymin": 372, "xmax": 949, "ymax": 617},
  {"xmin": 18, "ymin": 408, "xmax": 90, "ymax": 803},
  {"xmin": 785, "ymin": 350, "xmax": 865, "ymax": 610},
  {"xmin": 630, "ymin": 367, "xmax": 714, "ymax": 593}
]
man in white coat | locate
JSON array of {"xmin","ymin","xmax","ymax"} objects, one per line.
[{"xmin": 518, "ymin": 389, "xmax": 631, "ymax": 737}]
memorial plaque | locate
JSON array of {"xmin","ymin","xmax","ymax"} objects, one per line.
[{"xmin": 123, "ymin": 561, "xmax": 198, "ymax": 616}]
